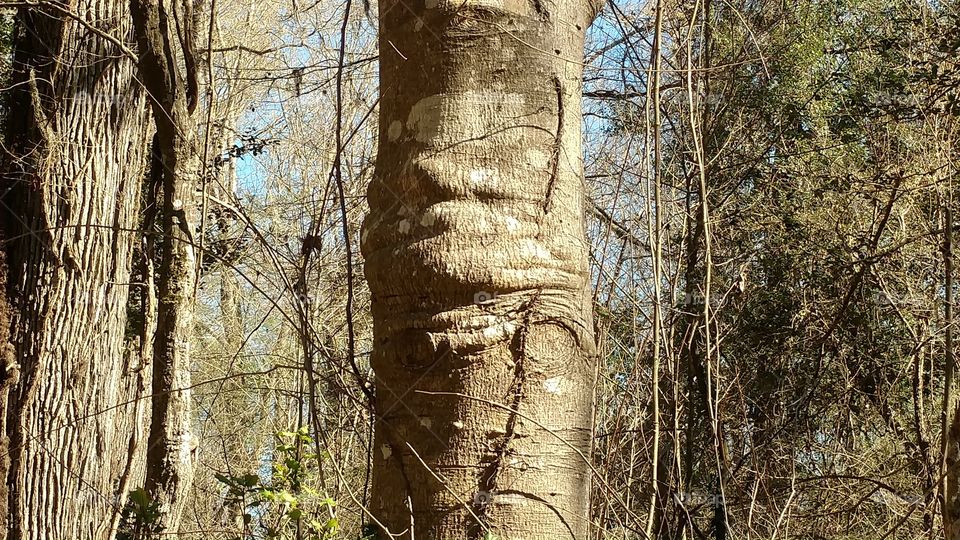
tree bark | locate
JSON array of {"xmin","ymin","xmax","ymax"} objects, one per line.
[
  {"xmin": 0, "ymin": 3, "xmax": 152, "ymax": 539},
  {"xmin": 363, "ymin": 1, "xmax": 604, "ymax": 538},
  {"xmin": 942, "ymin": 181, "xmax": 960, "ymax": 538},
  {"xmin": 130, "ymin": 0, "xmax": 202, "ymax": 531}
]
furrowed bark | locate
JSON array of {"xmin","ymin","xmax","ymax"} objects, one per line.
[
  {"xmin": 0, "ymin": 2, "xmax": 152, "ymax": 538},
  {"xmin": 0, "ymin": 249, "xmax": 13, "ymax": 540},
  {"xmin": 130, "ymin": 0, "xmax": 202, "ymax": 530},
  {"xmin": 363, "ymin": 1, "xmax": 604, "ymax": 538}
]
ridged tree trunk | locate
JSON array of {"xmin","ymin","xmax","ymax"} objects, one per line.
[
  {"xmin": 130, "ymin": 0, "xmax": 201, "ymax": 531},
  {"xmin": 363, "ymin": 1, "xmax": 603, "ymax": 538},
  {"xmin": 0, "ymin": 3, "xmax": 152, "ymax": 539}
]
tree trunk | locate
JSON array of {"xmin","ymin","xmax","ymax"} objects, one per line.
[
  {"xmin": 942, "ymin": 181, "xmax": 960, "ymax": 538},
  {"xmin": 0, "ymin": 3, "xmax": 152, "ymax": 539},
  {"xmin": 130, "ymin": 0, "xmax": 202, "ymax": 530},
  {"xmin": 363, "ymin": 2, "xmax": 604, "ymax": 538}
]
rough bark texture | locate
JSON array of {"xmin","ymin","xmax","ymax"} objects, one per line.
[
  {"xmin": 0, "ymin": 3, "xmax": 152, "ymax": 539},
  {"xmin": 363, "ymin": 1, "xmax": 603, "ymax": 538},
  {"xmin": 0, "ymin": 252, "xmax": 15, "ymax": 539},
  {"xmin": 130, "ymin": 0, "xmax": 201, "ymax": 530}
]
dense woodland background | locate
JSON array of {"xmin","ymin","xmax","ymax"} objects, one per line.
[{"xmin": 1, "ymin": 0, "xmax": 960, "ymax": 538}]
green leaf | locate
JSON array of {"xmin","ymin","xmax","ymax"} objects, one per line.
[
  {"xmin": 239, "ymin": 473, "xmax": 260, "ymax": 487},
  {"xmin": 128, "ymin": 488, "xmax": 151, "ymax": 509}
]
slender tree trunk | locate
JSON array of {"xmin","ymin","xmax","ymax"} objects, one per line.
[
  {"xmin": 363, "ymin": 1, "xmax": 604, "ymax": 538},
  {"xmin": 0, "ymin": 3, "xmax": 152, "ymax": 539},
  {"xmin": 130, "ymin": 0, "xmax": 202, "ymax": 530},
  {"xmin": 642, "ymin": 2, "xmax": 669, "ymax": 536},
  {"xmin": 942, "ymin": 158, "xmax": 960, "ymax": 538}
]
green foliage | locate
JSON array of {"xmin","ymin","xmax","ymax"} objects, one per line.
[
  {"xmin": 694, "ymin": 0, "xmax": 953, "ymax": 536},
  {"xmin": 116, "ymin": 489, "xmax": 162, "ymax": 540},
  {"xmin": 217, "ymin": 427, "xmax": 338, "ymax": 540},
  {"xmin": 0, "ymin": 9, "xmax": 15, "ymax": 130}
]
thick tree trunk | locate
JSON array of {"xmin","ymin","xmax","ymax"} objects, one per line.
[
  {"xmin": 0, "ymin": 3, "xmax": 152, "ymax": 539},
  {"xmin": 363, "ymin": 2, "xmax": 603, "ymax": 538}
]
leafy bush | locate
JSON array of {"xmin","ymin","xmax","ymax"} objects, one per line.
[{"xmin": 217, "ymin": 427, "xmax": 338, "ymax": 540}]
